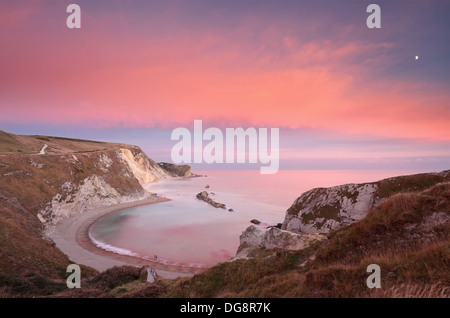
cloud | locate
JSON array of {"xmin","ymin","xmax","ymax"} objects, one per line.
[
  {"xmin": 0, "ymin": 1, "xmax": 38, "ymax": 27},
  {"xmin": 0, "ymin": 0, "xmax": 449, "ymax": 143}
]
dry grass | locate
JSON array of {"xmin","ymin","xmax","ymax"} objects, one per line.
[
  {"xmin": 0, "ymin": 130, "xmax": 116, "ymax": 155},
  {"xmin": 370, "ymin": 283, "xmax": 449, "ymax": 298},
  {"xmin": 163, "ymin": 247, "xmax": 316, "ymax": 298},
  {"xmin": 89, "ymin": 266, "xmax": 146, "ymax": 291},
  {"xmin": 315, "ymin": 183, "xmax": 450, "ymax": 266},
  {"xmin": 119, "ymin": 283, "xmax": 165, "ymax": 298},
  {"xmin": 225, "ymin": 272, "xmax": 307, "ymax": 298},
  {"xmin": 0, "ymin": 287, "xmax": 13, "ymax": 298},
  {"xmin": 0, "ymin": 206, "xmax": 72, "ymax": 279},
  {"xmin": 375, "ymin": 173, "xmax": 450, "ymax": 199}
]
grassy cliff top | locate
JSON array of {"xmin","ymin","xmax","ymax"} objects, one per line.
[{"xmin": 0, "ymin": 130, "xmax": 130, "ymax": 155}]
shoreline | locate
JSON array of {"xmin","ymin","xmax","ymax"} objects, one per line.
[{"xmin": 48, "ymin": 195, "xmax": 206, "ymax": 279}]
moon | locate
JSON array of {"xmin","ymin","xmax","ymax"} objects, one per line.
[{"xmin": 415, "ymin": 56, "xmax": 419, "ymax": 60}]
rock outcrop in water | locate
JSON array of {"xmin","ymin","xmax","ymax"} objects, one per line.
[
  {"xmin": 282, "ymin": 170, "xmax": 450, "ymax": 234},
  {"xmin": 196, "ymin": 191, "xmax": 226, "ymax": 209}
]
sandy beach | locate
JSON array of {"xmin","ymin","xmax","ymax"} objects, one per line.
[{"xmin": 48, "ymin": 195, "xmax": 206, "ymax": 279}]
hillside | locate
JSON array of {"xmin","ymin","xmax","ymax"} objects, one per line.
[
  {"xmin": 0, "ymin": 131, "xmax": 190, "ymax": 295},
  {"xmin": 0, "ymin": 130, "xmax": 116, "ymax": 155}
]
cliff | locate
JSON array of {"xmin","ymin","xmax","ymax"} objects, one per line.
[
  {"xmin": 229, "ymin": 170, "xmax": 450, "ymax": 262},
  {"xmin": 158, "ymin": 162, "xmax": 192, "ymax": 177},
  {"xmin": 0, "ymin": 131, "xmax": 189, "ymax": 280},
  {"xmin": 1, "ymin": 146, "xmax": 167, "ymax": 227},
  {"xmin": 282, "ymin": 170, "xmax": 450, "ymax": 233}
]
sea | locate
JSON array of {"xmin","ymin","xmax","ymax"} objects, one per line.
[{"xmin": 89, "ymin": 169, "xmax": 430, "ymax": 268}]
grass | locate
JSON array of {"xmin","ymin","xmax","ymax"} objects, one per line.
[
  {"xmin": 37, "ymin": 136, "xmax": 104, "ymax": 143},
  {"xmin": 370, "ymin": 283, "xmax": 449, "ymax": 298},
  {"xmin": 0, "ymin": 131, "xmax": 35, "ymax": 154},
  {"xmin": 301, "ymin": 204, "xmax": 340, "ymax": 229},
  {"xmin": 375, "ymin": 173, "xmax": 447, "ymax": 199},
  {"xmin": 343, "ymin": 189, "xmax": 359, "ymax": 204},
  {"xmin": 163, "ymin": 247, "xmax": 317, "ymax": 298},
  {"xmin": 0, "ymin": 287, "xmax": 13, "ymax": 298},
  {"xmin": 0, "ymin": 273, "xmax": 68, "ymax": 297},
  {"xmin": 315, "ymin": 183, "xmax": 450, "ymax": 266},
  {"xmin": 44, "ymin": 266, "xmax": 164, "ymax": 298},
  {"xmin": 89, "ymin": 266, "xmax": 146, "ymax": 291}
]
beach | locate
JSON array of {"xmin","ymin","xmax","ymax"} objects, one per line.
[{"xmin": 48, "ymin": 195, "xmax": 204, "ymax": 279}]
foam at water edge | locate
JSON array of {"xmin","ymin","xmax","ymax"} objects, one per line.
[
  {"xmin": 89, "ymin": 231, "xmax": 140, "ymax": 258},
  {"xmin": 88, "ymin": 230, "xmax": 209, "ymax": 269}
]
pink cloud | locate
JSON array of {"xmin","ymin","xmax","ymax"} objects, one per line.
[
  {"xmin": 0, "ymin": 3, "xmax": 449, "ymax": 143},
  {"xmin": 0, "ymin": 1, "xmax": 37, "ymax": 27}
]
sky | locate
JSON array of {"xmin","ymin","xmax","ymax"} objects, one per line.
[{"xmin": 1, "ymin": 0, "xmax": 449, "ymax": 171}]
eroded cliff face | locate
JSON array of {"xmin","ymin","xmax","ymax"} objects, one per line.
[
  {"xmin": 282, "ymin": 183, "xmax": 379, "ymax": 234},
  {"xmin": 234, "ymin": 170, "xmax": 450, "ymax": 261},
  {"xmin": 37, "ymin": 147, "xmax": 174, "ymax": 226},
  {"xmin": 38, "ymin": 174, "xmax": 147, "ymax": 226},
  {"xmin": 0, "ymin": 143, "xmax": 186, "ymax": 227},
  {"xmin": 158, "ymin": 162, "xmax": 192, "ymax": 177},
  {"xmin": 120, "ymin": 148, "xmax": 170, "ymax": 184},
  {"xmin": 282, "ymin": 170, "xmax": 450, "ymax": 234}
]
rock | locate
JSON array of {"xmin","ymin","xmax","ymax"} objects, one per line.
[
  {"xmin": 146, "ymin": 267, "xmax": 157, "ymax": 283},
  {"xmin": 120, "ymin": 148, "xmax": 170, "ymax": 184},
  {"xmin": 40, "ymin": 175, "xmax": 149, "ymax": 225},
  {"xmin": 228, "ymin": 208, "xmax": 234, "ymax": 212},
  {"xmin": 281, "ymin": 170, "xmax": 450, "ymax": 234},
  {"xmin": 234, "ymin": 225, "xmax": 326, "ymax": 259},
  {"xmin": 157, "ymin": 162, "xmax": 192, "ymax": 177},
  {"xmin": 196, "ymin": 191, "xmax": 226, "ymax": 209},
  {"xmin": 267, "ymin": 223, "xmax": 282, "ymax": 229},
  {"xmin": 250, "ymin": 219, "xmax": 261, "ymax": 225},
  {"xmin": 34, "ymin": 147, "xmax": 187, "ymax": 226},
  {"xmin": 205, "ymin": 185, "xmax": 210, "ymax": 189},
  {"xmin": 282, "ymin": 183, "xmax": 378, "ymax": 234}
]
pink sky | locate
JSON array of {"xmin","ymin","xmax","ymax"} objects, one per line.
[{"xmin": 1, "ymin": 1, "xmax": 449, "ymax": 169}]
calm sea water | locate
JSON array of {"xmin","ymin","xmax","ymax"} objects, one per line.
[{"xmin": 89, "ymin": 169, "xmax": 429, "ymax": 267}]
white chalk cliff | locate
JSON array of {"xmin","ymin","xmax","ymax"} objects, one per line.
[
  {"xmin": 282, "ymin": 170, "xmax": 450, "ymax": 234},
  {"xmin": 37, "ymin": 146, "xmax": 190, "ymax": 227},
  {"xmin": 234, "ymin": 170, "xmax": 450, "ymax": 259}
]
